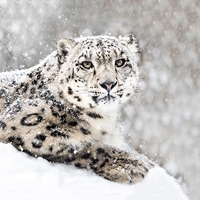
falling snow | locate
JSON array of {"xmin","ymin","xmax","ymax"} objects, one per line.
[{"xmin": 0, "ymin": 1, "xmax": 199, "ymax": 200}]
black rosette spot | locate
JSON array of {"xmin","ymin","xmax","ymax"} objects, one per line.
[{"xmin": 21, "ymin": 113, "xmax": 43, "ymax": 126}]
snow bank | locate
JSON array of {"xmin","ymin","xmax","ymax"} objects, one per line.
[{"xmin": 0, "ymin": 143, "xmax": 188, "ymax": 200}]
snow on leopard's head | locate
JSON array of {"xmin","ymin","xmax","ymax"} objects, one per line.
[{"xmin": 56, "ymin": 35, "xmax": 140, "ymax": 109}]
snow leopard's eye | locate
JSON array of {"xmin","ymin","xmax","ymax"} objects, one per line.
[
  {"xmin": 81, "ymin": 61, "xmax": 94, "ymax": 69},
  {"xmin": 115, "ymin": 59, "xmax": 126, "ymax": 68}
]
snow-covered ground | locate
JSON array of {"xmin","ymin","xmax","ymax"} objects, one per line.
[{"xmin": 0, "ymin": 143, "xmax": 188, "ymax": 200}]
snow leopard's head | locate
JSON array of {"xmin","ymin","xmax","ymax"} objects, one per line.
[{"xmin": 57, "ymin": 35, "xmax": 140, "ymax": 109}]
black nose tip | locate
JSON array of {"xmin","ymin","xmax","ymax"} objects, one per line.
[{"xmin": 99, "ymin": 81, "xmax": 117, "ymax": 92}]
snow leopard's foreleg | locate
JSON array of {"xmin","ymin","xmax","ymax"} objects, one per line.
[{"xmin": 40, "ymin": 142, "xmax": 154, "ymax": 184}]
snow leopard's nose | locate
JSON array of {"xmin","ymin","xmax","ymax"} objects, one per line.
[{"xmin": 99, "ymin": 81, "xmax": 117, "ymax": 92}]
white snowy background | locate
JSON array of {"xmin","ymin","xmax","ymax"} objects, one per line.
[{"xmin": 0, "ymin": 0, "xmax": 199, "ymax": 199}]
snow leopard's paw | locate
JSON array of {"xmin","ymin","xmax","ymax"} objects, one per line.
[{"xmin": 89, "ymin": 146, "xmax": 154, "ymax": 184}]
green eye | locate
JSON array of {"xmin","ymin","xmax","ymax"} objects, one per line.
[
  {"xmin": 115, "ymin": 59, "xmax": 126, "ymax": 67},
  {"xmin": 81, "ymin": 61, "xmax": 94, "ymax": 69}
]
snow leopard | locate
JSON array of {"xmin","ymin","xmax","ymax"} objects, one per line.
[{"xmin": 0, "ymin": 35, "xmax": 154, "ymax": 183}]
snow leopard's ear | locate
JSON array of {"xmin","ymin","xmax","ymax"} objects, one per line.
[
  {"xmin": 57, "ymin": 38, "xmax": 75, "ymax": 64},
  {"xmin": 119, "ymin": 35, "xmax": 141, "ymax": 64}
]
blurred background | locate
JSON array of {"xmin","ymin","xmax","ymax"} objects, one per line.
[{"xmin": 0, "ymin": 0, "xmax": 199, "ymax": 199}]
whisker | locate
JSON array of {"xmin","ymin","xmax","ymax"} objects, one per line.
[
  {"xmin": 123, "ymin": 87, "xmax": 134, "ymax": 90},
  {"xmin": 139, "ymin": 69, "xmax": 149, "ymax": 79},
  {"xmin": 75, "ymin": 91, "xmax": 87, "ymax": 94},
  {"xmin": 132, "ymin": 97, "xmax": 141, "ymax": 105},
  {"xmin": 135, "ymin": 93, "xmax": 143, "ymax": 96},
  {"xmin": 75, "ymin": 89, "xmax": 87, "ymax": 92}
]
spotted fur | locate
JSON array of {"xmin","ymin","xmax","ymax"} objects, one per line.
[{"xmin": 0, "ymin": 35, "xmax": 154, "ymax": 184}]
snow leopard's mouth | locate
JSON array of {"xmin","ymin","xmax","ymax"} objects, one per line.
[{"xmin": 92, "ymin": 93, "xmax": 118, "ymax": 104}]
